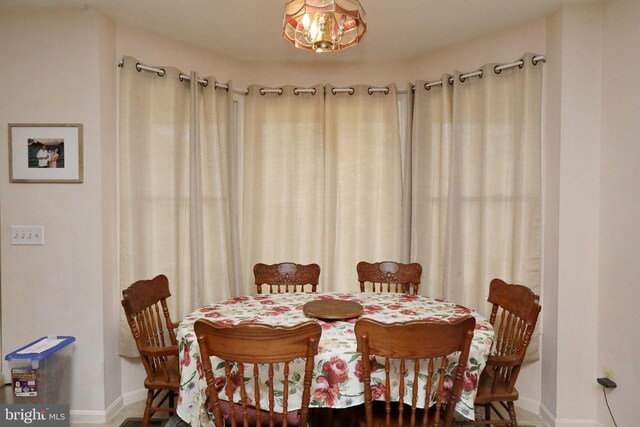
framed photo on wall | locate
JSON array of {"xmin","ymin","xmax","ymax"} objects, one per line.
[{"xmin": 9, "ymin": 123, "xmax": 83, "ymax": 183}]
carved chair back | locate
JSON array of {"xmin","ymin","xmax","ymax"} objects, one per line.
[
  {"xmin": 254, "ymin": 262, "xmax": 320, "ymax": 294},
  {"xmin": 357, "ymin": 261, "xmax": 422, "ymax": 295}
]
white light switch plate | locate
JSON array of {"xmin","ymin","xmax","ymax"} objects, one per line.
[{"xmin": 11, "ymin": 226, "xmax": 44, "ymax": 245}]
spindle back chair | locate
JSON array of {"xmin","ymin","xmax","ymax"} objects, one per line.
[{"xmin": 355, "ymin": 316, "xmax": 476, "ymax": 427}]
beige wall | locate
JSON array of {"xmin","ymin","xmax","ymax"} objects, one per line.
[
  {"xmin": 0, "ymin": 7, "xmax": 118, "ymax": 419},
  {"xmin": 115, "ymin": 24, "xmax": 243, "ymax": 85},
  {"xmin": 116, "ymin": 23, "xmax": 413, "ymax": 89},
  {"xmin": 542, "ymin": 6, "xmax": 563, "ymax": 419},
  {"xmin": 541, "ymin": 2, "xmax": 639, "ymax": 425},
  {"xmin": 598, "ymin": 0, "xmax": 640, "ymax": 426},
  {"xmin": 97, "ymin": 11, "xmax": 120, "ymax": 410},
  {"xmin": 116, "ymin": 17, "xmax": 547, "ymax": 90},
  {"xmin": 408, "ymin": 17, "xmax": 547, "ymax": 81},
  {"xmin": 544, "ymin": 3, "xmax": 603, "ymax": 425}
]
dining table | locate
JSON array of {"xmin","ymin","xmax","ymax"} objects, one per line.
[{"xmin": 176, "ymin": 292, "xmax": 494, "ymax": 427}]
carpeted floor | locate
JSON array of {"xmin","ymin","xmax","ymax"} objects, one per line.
[
  {"xmin": 118, "ymin": 413, "xmax": 541, "ymax": 427},
  {"xmin": 118, "ymin": 416, "xmax": 188, "ymax": 427},
  {"xmin": 118, "ymin": 419, "xmax": 164, "ymax": 427},
  {"xmin": 118, "ymin": 416, "xmax": 540, "ymax": 427}
]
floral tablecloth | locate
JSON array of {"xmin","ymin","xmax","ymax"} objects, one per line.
[{"xmin": 176, "ymin": 292, "xmax": 494, "ymax": 427}]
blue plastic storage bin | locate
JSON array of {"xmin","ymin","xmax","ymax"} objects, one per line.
[{"xmin": 5, "ymin": 336, "xmax": 75, "ymax": 404}]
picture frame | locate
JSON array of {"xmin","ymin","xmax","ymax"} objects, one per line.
[{"xmin": 9, "ymin": 123, "xmax": 83, "ymax": 183}]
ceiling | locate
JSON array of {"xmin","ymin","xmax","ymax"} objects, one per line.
[{"xmin": 2, "ymin": 0, "xmax": 580, "ymax": 63}]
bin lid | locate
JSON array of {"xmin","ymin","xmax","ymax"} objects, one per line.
[{"xmin": 5, "ymin": 336, "xmax": 75, "ymax": 361}]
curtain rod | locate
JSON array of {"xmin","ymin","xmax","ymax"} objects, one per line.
[
  {"xmin": 119, "ymin": 54, "xmax": 545, "ymax": 95},
  {"xmin": 422, "ymin": 55, "xmax": 545, "ymax": 90},
  {"xmin": 255, "ymin": 87, "xmax": 392, "ymax": 95},
  {"xmin": 117, "ymin": 60, "xmax": 247, "ymax": 94}
]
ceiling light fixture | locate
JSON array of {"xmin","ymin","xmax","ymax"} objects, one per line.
[{"xmin": 283, "ymin": 0, "xmax": 367, "ymax": 53}]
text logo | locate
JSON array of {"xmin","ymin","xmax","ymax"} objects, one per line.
[{"xmin": 0, "ymin": 405, "xmax": 69, "ymax": 426}]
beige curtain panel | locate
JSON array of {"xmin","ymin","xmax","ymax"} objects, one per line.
[
  {"xmin": 118, "ymin": 57, "xmax": 236, "ymax": 356},
  {"xmin": 410, "ymin": 53, "xmax": 543, "ymax": 358},
  {"xmin": 241, "ymin": 85, "xmax": 326, "ymax": 295},
  {"xmin": 118, "ymin": 54, "xmax": 543, "ymax": 357},
  {"xmin": 241, "ymin": 84, "xmax": 403, "ymax": 293},
  {"xmin": 323, "ymin": 84, "xmax": 404, "ymax": 291}
]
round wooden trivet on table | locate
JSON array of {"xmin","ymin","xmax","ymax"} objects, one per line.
[{"xmin": 303, "ymin": 299, "xmax": 364, "ymax": 320}]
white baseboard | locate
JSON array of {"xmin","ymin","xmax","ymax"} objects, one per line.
[
  {"xmin": 69, "ymin": 389, "xmax": 146, "ymax": 424},
  {"xmin": 554, "ymin": 420, "xmax": 600, "ymax": 427},
  {"xmin": 122, "ymin": 388, "xmax": 148, "ymax": 407},
  {"xmin": 540, "ymin": 401, "xmax": 557, "ymax": 426},
  {"xmin": 538, "ymin": 401, "xmax": 602, "ymax": 427},
  {"xmin": 69, "ymin": 409, "xmax": 112, "ymax": 425},
  {"xmin": 517, "ymin": 396, "xmax": 542, "ymax": 415}
]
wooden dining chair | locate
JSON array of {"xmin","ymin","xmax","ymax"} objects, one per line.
[
  {"xmin": 254, "ymin": 262, "xmax": 321, "ymax": 294},
  {"xmin": 121, "ymin": 274, "xmax": 180, "ymax": 427},
  {"xmin": 459, "ymin": 278, "xmax": 541, "ymax": 427},
  {"xmin": 195, "ymin": 319, "xmax": 322, "ymax": 427},
  {"xmin": 355, "ymin": 316, "xmax": 476, "ymax": 427},
  {"xmin": 357, "ymin": 261, "xmax": 422, "ymax": 295}
]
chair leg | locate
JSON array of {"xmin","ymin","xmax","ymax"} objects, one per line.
[
  {"xmin": 506, "ymin": 401, "xmax": 518, "ymax": 427},
  {"xmin": 169, "ymin": 391, "xmax": 175, "ymax": 416},
  {"xmin": 484, "ymin": 403, "xmax": 490, "ymax": 422},
  {"xmin": 143, "ymin": 389, "xmax": 154, "ymax": 427}
]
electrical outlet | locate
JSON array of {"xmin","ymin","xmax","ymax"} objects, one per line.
[
  {"xmin": 597, "ymin": 377, "xmax": 617, "ymax": 388},
  {"xmin": 603, "ymin": 367, "xmax": 614, "ymax": 381}
]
